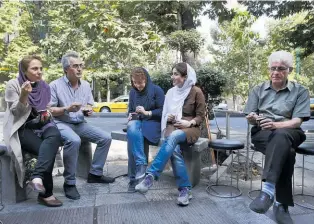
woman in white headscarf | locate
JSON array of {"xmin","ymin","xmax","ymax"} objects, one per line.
[{"xmin": 135, "ymin": 62, "xmax": 205, "ymax": 206}]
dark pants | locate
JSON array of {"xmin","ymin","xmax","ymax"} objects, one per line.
[
  {"xmin": 18, "ymin": 126, "xmax": 61, "ymax": 198},
  {"xmin": 251, "ymin": 127, "xmax": 306, "ymax": 206}
]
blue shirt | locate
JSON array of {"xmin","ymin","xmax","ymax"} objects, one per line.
[
  {"xmin": 50, "ymin": 76, "xmax": 94, "ymax": 124},
  {"xmin": 128, "ymin": 84, "xmax": 165, "ymax": 144}
]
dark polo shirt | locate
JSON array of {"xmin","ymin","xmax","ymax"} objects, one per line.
[{"xmin": 244, "ymin": 81, "xmax": 310, "ymax": 122}]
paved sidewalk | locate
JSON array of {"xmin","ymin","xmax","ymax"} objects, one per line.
[
  {"xmin": 0, "ymin": 159, "xmax": 314, "ymax": 224},
  {"xmin": 1, "ymin": 121, "xmax": 314, "ymax": 223}
]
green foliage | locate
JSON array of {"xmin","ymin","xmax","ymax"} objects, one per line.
[
  {"xmin": 118, "ymin": 1, "xmax": 206, "ymax": 34},
  {"xmin": 0, "ymin": 1, "xmax": 167, "ymax": 94},
  {"xmin": 33, "ymin": 1, "xmax": 162, "ymax": 81},
  {"xmin": 166, "ymin": 29, "xmax": 204, "ymax": 55},
  {"xmin": 206, "ymin": 1, "xmax": 314, "ymax": 57},
  {"xmin": 196, "ymin": 65, "xmax": 227, "ymax": 101},
  {"xmin": 0, "ymin": 1, "xmax": 39, "ymax": 79},
  {"xmin": 150, "ymin": 71, "xmax": 172, "ymax": 94},
  {"xmin": 118, "ymin": 1, "xmax": 207, "ymax": 62},
  {"xmin": 209, "ymin": 9, "xmax": 267, "ymax": 102},
  {"xmin": 150, "ymin": 64, "xmax": 226, "ymax": 102}
]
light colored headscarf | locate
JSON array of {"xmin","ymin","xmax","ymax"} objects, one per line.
[{"xmin": 161, "ymin": 63, "xmax": 197, "ymax": 137}]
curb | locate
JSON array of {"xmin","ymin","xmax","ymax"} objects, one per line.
[{"xmin": 89, "ymin": 112, "xmax": 127, "ymax": 118}]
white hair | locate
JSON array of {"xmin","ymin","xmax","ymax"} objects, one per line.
[
  {"xmin": 268, "ymin": 51, "xmax": 293, "ymax": 68},
  {"xmin": 61, "ymin": 51, "xmax": 80, "ymax": 71}
]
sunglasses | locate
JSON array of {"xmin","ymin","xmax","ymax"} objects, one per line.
[{"xmin": 269, "ymin": 66, "xmax": 289, "ymax": 72}]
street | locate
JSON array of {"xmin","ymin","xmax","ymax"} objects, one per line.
[
  {"xmin": 0, "ymin": 114, "xmax": 313, "ymax": 141},
  {"xmin": 86, "ymin": 115, "xmax": 314, "ymax": 134}
]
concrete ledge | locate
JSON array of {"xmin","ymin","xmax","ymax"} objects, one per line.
[
  {"xmin": 0, "ymin": 141, "xmax": 92, "ymax": 204},
  {"xmin": 111, "ymin": 131, "xmax": 209, "ymax": 152},
  {"xmin": 111, "ymin": 131, "xmax": 128, "ymax": 142}
]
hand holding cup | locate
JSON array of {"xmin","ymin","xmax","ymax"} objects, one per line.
[{"xmin": 82, "ymin": 105, "xmax": 93, "ymax": 116}]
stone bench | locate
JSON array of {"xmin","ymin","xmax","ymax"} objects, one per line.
[
  {"xmin": 0, "ymin": 141, "xmax": 92, "ymax": 205},
  {"xmin": 111, "ymin": 130, "xmax": 209, "ymax": 187}
]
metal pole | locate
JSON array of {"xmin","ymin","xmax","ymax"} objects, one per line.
[
  {"xmin": 245, "ymin": 40, "xmax": 252, "ymax": 181},
  {"xmin": 245, "ymin": 121, "xmax": 251, "ymax": 180},
  {"xmin": 226, "ymin": 112, "xmax": 230, "ymax": 139}
]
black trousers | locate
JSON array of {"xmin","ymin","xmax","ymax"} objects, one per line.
[
  {"xmin": 251, "ymin": 127, "xmax": 306, "ymax": 206},
  {"xmin": 18, "ymin": 126, "xmax": 61, "ymax": 198}
]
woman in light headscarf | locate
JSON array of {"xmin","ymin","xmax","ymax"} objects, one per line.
[
  {"xmin": 135, "ymin": 62, "xmax": 205, "ymax": 206},
  {"xmin": 4, "ymin": 55, "xmax": 62, "ymax": 207}
]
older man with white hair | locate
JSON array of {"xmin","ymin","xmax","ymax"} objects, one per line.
[{"xmin": 244, "ymin": 51, "xmax": 310, "ymax": 224}]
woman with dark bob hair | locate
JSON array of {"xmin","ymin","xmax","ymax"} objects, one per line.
[
  {"xmin": 136, "ymin": 62, "xmax": 205, "ymax": 206},
  {"xmin": 126, "ymin": 67, "xmax": 165, "ymax": 192},
  {"xmin": 3, "ymin": 55, "xmax": 62, "ymax": 207}
]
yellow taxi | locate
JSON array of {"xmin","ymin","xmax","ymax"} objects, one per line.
[
  {"xmin": 92, "ymin": 95, "xmax": 129, "ymax": 113},
  {"xmin": 310, "ymin": 98, "xmax": 314, "ymax": 117}
]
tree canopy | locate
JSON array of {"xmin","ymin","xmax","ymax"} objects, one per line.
[{"xmin": 205, "ymin": 0, "xmax": 314, "ymax": 57}]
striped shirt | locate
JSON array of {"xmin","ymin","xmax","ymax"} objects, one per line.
[{"xmin": 49, "ymin": 76, "xmax": 94, "ymax": 124}]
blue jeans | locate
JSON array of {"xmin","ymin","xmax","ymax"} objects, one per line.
[
  {"xmin": 147, "ymin": 129, "xmax": 191, "ymax": 189},
  {"xmin": 56, "ymin": 121, "xmax": 112, "ymax": 185},
  {"xmin": 127, "ymin": 120, "xmax": 147, "ymax": 181}
]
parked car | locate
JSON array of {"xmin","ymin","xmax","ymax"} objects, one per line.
[
  {"xmin": 310, "ymin": 98, "xmax": 314, "ymax": 117},
  {"xmin": 92, "ymin": 95, "xmax": 129, "ymax": 113}
]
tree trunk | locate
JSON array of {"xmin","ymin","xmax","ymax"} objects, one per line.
[
  {"xmin": 177, "ymin": 8, "xmax": 182, "ymax": 30},
  {"xmin": 181, "ymin": 49, "xmax": 188, "ymax": 62},
  {"xmin": 124, "ymin": 85, "xmax": 128, "ymax": 95},
  {"xmin": 98, "ymin": 91, "xmax": 102, "ymax": 102},
  {"xmin": 233, "ymin": 93, "xmax": 236, "ymax": 111},
  {"xmin": 179, "ymin": 3, "xmax": 196, "ymax": 65},
  {"xmin": 181, "ymin": 5, "xmax": 195, "ymax": 30},
  {"xmin": 107, "ymin": 79, "xmax": 110, "ymax": 102}
]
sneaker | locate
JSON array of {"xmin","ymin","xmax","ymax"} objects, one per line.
[
  {"xmin": 177, "ymin": 187, "xmax": 192, "ymax": 206},
  {"xmin": 127, "ymin": 180, "xmax": 137, "ymax": 193},
  {"xmin": 135, "ymin": 174, "xmax": 154, "ymax": 193}
]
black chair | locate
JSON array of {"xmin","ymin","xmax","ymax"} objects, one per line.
[
  {"xmin": 206, "ymin": 139, "xmax": 245, "ymax": 198},
  {"xmin": 294, "ymin": 142, "xmax": 314, "ymax": 210}
]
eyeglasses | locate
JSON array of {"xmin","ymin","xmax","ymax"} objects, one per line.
[
  {"xmin": 269, "ymin": 66, "xmax": 289, "ymax": 72},
  {"xmin": 71, "ymin": 64, "xmax": 85, "ymax": 69}
]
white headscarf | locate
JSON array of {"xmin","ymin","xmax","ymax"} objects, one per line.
[{"xmin": 161, "ymin": 63, "xmax": 197, "ymax": 137}]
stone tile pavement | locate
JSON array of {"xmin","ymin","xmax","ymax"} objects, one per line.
[
  {"xmin": 1, "ymin": 118, "xmax": 314, "ymax": 223},
  {"xmin": 0, "ymin": 159, "xmax": 313, "ymax": 224}
]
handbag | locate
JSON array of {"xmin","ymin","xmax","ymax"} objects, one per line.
[{"xmin": 25, "ymin": 110, "xmax": 52, "ymax": 130}]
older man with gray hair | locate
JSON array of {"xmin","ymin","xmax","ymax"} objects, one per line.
[
  {"xmin": 49, "ymin": 51, "xmax": 114, "ymax": 200},
  {"xmin": 244, "ymin": 50, "xmax": 310, "ymax": 224}
]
